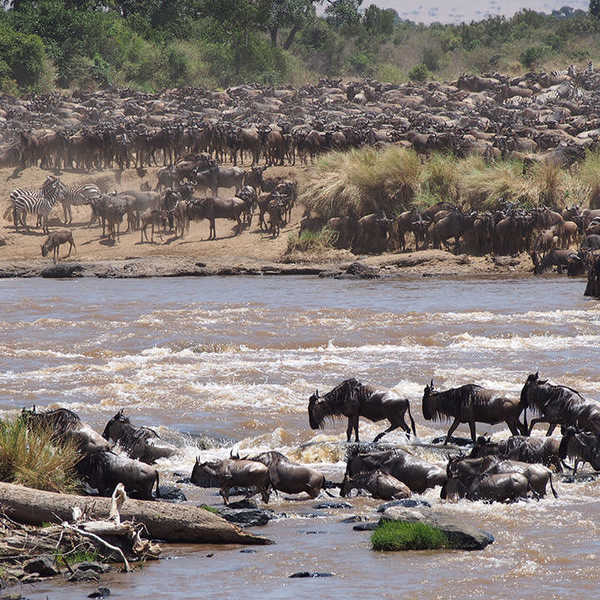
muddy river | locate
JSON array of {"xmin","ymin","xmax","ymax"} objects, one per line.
[{"xmin": 1, "ymin": 275, "xmax": 599, "ymax": 599}]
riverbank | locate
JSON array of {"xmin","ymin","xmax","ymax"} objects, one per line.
[{"xmin": 0, "ymin": 250, "xmax": 537, "ymax": 280}]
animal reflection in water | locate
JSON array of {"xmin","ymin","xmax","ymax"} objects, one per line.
[{"xmin": 308, "ymin": 378, "xmax": 416, "ymax": 443}]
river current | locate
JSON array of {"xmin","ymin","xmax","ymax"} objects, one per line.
[{"xmin": 1, "ymin": 275, "xmax": 599, "ymax": 599}]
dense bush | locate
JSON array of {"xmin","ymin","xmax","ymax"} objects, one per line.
[{"xmin": 2, "ymin": 1, "xmax": 600, "ymax": 92}]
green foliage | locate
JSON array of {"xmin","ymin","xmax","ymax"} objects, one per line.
[
  {"xmin": 371, "ymin": 521, "xmax": 449, "ymax": 551},
  {"xmin": 286, "ymin": 228, "xmax": 338, "ymax": 254},
  {"xmin": 408, "ymin": 63, "xmax": 431, "ymax": 82},
  {"xmin": 520, "ymin": 45, "xmax": 551, "ymax": 68},
  {"xmin": 2, "ymin": 1, "xmax": 600, "ymax": 92},
  {"xmin": 200, "ymin": 504, "xmax": 219, "ymax": 514},
  {"xmin": 0, "ymin": 417, "xmax": 81, "ymax": 493}
]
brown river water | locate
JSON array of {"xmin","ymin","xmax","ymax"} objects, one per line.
[{"xmin": 1, "ymin": 275, "xmax": 600, "ymax": 599}]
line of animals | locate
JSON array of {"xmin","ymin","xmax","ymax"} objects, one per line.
[
  {"xmin": 21, "ymin": 372, "xmax": 600, "ymax": 508},
  {"xmin": 3, "ymin": 66, "xmax": 600, "ymax": 174},
  {"xmin": 301, "ymin": 200, "xmax": 600, "ymax": 271}
]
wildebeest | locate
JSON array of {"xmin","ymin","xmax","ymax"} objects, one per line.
[
  {"xmin": 520, "ymin": 373, "xmax": 600, "ymax": 435},
  {"xmin": 559, "ymin": 427, "xmax": 600, "ymax": 474},
  {"xmin": 422, "ymin": 380, "xmax": 526, "ymax": 445},
  {"xmin": 77, "ymin": 450, "xmax": 159, "ymax": 500},
  {"xmin": 41, "ymin": 230, "xmax": 76, "ymax": 263},
  {"xmin": 102, "ymin": 409, "xmax": 178, "ymax": 465},
  {"xmin": 250, "ymin": 451, "xmax": 324, "ymax": 498},
  {"xmin": 446, "ymin": 470, "xmax": 530, "ymax": 502},
  {"xmin": 308, "ymin": 378, "xmax": 417, "ymax": 443},
  {"xmin": 187, "ymin": 196, "xmax": 245, "ymax": 240},
  {"xmin": 469, "ymin": 435, "xmax": 563, "ymax": 472},
  {"xmin": 140, "ymin": 208, "xmax": 166, "ymax": 243},
  {"xmin": 341, "ymin": 469, "xmax": 411, "ymax": 500},
  {"xmin": 444, "ymin": 454, "xmax": 557, "ymax": 499},
  {"xmin": 21, "ymin": 407, "xmax": 109, "ymax": 454},
  {"xmin": 191, "ymin": 457, "xmax": 270, "ymax": 504},
  {"xmin": 340, "ymin": 447, "xmax": 446, "ymax": 495}
]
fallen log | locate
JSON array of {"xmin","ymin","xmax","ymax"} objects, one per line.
[{"xmin": 0, "ymin": 482, "xmax": 271, "ymax": 545}]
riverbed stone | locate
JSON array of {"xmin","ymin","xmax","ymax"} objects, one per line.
[
  {"xmin": 23, "ymin": 556, "xmax": 59, "ymax": 577},
  {"xmin": 380, "ymin": 507, "xmax": 494, "ymax": 551},
  {"xmin": 376, "ymin": 498, "xmax": 431, "ymax": 512},
  {"xmin": 289, "ymin": 572, "xmax": 335, "ymax": 578},
  {"xmin": 312, "ymin": 501, "xmax": 352, "ymax": 510},
  {"xmin": 217, "ymin": 507, "xmax": 274, "ymax": 527},
  {"xmin": 352, "ymin": 522, "xmax": 378, "ymax": 531},
  {"xmin": 337, "ymin": 262, "xmax": 380, "ymax": 279}
]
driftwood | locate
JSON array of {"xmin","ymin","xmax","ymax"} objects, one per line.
[{"xmin": 0, "ymin": 482, "xmax": 271, "ymax": 545}]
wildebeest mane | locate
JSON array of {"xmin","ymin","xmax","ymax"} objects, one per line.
[
  {"xmin": 22, "ymin": 407, "xmax": 81, "ymax": 433},
  {"xmin": 423, "ymin": 384, "xmax": 488, "ymax": 422},
  {"xmin": 524, "ymin": 380, "xmax": 586, "ymax": 418}
]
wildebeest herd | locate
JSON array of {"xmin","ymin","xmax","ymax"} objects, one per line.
[
  {"xmin": 3, "ymin": 156, "xmax": 298, "ymax": 259},
  {"xmin": 2, "ymin": 65, "xmax": 600, "ymax": 174},
  {"xmin": 22, "ymin": 371, "xmax": 600, "ymax": 508}
]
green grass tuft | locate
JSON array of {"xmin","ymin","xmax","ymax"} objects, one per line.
[
  {"xmin": 200, "ymin": 504, "xmax": 219, "ymax": 514},
  {"xmin": 0, "ymin": 417, "xmax": 81, "ymax": 493},
  {"xmin": 285, "ymin": 228, "xmax": 338, "ymax": 254},
  {"xmin": 371, "ymin": 521, "xmax": 449, "ymax": 551}
]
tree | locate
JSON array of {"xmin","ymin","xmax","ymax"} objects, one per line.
[
  {"xmin": 591, "ymin": 0, "xmax": 600, "ymax": 18},
  {"xmin": 324, "ymin": 0, "xmax": 362, "ymax": 28},
  {"xmin": 264, "ymin": 0, "xmax": 318, "ymax": 49}
]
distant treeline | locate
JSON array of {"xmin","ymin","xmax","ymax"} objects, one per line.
[{"xmin": 2, "ymin": 1, "xmax": 600, "ymax": 93}]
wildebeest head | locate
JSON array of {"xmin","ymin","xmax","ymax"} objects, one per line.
[
  {"xmin": 191, "ymin": 457, "xmax": 220, "ymax": 487},
  {"xmin": 520, "ymin": 371, "xmax": 540, "ymax": 409},
  {"xmin": 308, "ymin": 389, "xmax": 325, "ymax": 430},
  {"xmin": 421, "ymin": 379, "xmax": 436, "ymax": 420},
  {"xmin": 102, "ymin": 408, "xmax": 128, "ymax": 440}
]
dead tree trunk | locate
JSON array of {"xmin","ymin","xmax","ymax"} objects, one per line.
[{"xmin": 0, "ymin": 482, "xmax": 271, "ymax": 545}]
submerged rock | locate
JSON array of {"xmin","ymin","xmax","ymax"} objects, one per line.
[
  {"xmin": 430, "ymin": 436, "xmax": 473, "ymax": 447},
  {"xmin": 380, "ymin": 507, "xmax": 494, "ymax": 551},
  {"xmin": 376, "ymin": 498, "xmax": 431, "ymax": 512},
  {"xmin": 155, "ymin": 486, "xmax": 187, "ymax": 502},
  {"xmin": 312, "ymin": 501, "xmax": 352, "ymax": 510},
  {"xmin": 217, "ymin": 507, "xmax": 275, "ymax": 527},
  {"xmin": 352, "ymin": 522, "xmax": 378, "ymax": 531}
]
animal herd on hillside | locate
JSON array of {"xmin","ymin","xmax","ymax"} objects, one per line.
[{"xmin": 23, "ymin": 373, "xmax": 600, "ymax": 507}]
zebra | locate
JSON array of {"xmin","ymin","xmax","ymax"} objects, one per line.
[
  {"xmin": 4, "ymin": 175, "xmax": 64, "ymax": 234},
  {"xmin": 56, "ymin": 180, "xmax": 102, "ymax": 224}
]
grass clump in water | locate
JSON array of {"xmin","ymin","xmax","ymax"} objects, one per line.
[
  {"xmin": 371, "ymin": 521, "xmax": 449, "ymax": 551},
  {"xmin": 200, "ymin": 505, "xmax": 219, "ymax": 514},
  {"xmin": 0, "ymin": 417, "xmax": 81, "ymax": 493}
]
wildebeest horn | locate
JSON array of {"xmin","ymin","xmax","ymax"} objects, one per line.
[{"xmin": 430, "ymin": 378, "xmax": 434, "ymax": 387}]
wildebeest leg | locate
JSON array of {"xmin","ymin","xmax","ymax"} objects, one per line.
[
  {"xmin": 444, "ymin": 417, "xmax": 461, "ymax": 444},
  {"xmin": 527, "ymin": 418, "xmax": 545, "ymax": 435},
  {"xmin": 545, "ymin": 423, "xmax": 557, "ymax": 437},
  {"xmin": 346, "ymin": 418, "xmax": 353, "ymax": 442},
  {"xmin": 468, "ymin": 421, "xmax": 476, "ymax": 441},
  {"xmin": 373, "ymin": 424, "xmax": 398, "ymax": 444},
  {"xmin": 354, "ymin": 416, "xmax": 359, "ymax": 442},
  {"xmin": 506, "ymin": 420, "xmax": 520, "ymax": 436},
  {"xmin": 220, "ymin": 486, "xmax": 229, "ymax": 505},
  {"xmin": 572, "ymin": 459, "xmax": 580, "ymax": 476}
]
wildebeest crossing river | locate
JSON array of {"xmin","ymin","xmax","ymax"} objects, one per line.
[{"xmin": 1, "ymin": 275, "xmax": 600, "ymax": 598}]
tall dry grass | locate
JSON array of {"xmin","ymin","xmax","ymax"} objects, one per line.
[
  {"xmin": 301, "ymin": 147, "xmax": 594, "ymax": 219},
  {"xmin": 0, "ymin": 418, "xmax": 81, "ymax": 493}
]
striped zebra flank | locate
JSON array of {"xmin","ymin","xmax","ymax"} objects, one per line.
[
  {"xmin": 5, "ymin": 175, "xmax": 64, "ymax": 234},
  {"xmin": 57, "ymin": 180, "xmax": 102, "ymax": 224}
]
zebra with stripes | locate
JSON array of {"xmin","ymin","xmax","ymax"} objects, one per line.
[
  {"xmin": 56, "ymin": 180, "xmax": 102, "ymax": 224},
  {"xmin": 4, "ymin": 175, "xmax": 64, "ymax": 234}
]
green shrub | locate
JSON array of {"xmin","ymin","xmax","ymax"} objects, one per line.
[
  {"xmin": 408, "ymin": 63, "xmax": 430, "ymax": 82},
  {"xmin": 371, "ymin": 521, "xmax": 449, "ymax": 551},
  {"xmin": 422, "ymin": 46, "xmax": 441, "ymax": 72},
  {"xmin": 519, "ymin": 45, "xmax": 550, "ymax": 68}
]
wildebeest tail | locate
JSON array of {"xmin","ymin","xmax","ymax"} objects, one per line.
[
  {"xmin": 407, "ymin": 401, "xmax": 417, "ymax": 437},
  {"xmin": 548, "ymin": 472, "xmax": 558, "ymax": 499}
]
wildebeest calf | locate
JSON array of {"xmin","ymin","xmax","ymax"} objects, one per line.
[{"xmin": 41, "ymin": 230, "xmax": 76, "ymax": 263}]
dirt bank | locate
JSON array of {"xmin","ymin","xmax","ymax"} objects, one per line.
[{"xmin": 0, "ymin": 165, "xmax": 538, "ymax": 279}]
